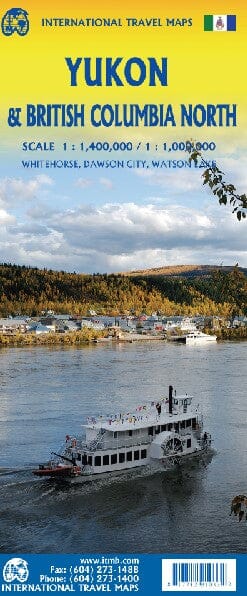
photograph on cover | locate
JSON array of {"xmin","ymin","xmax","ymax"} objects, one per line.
[{"xmin": 0, "ymin": 0, "xmax": 246, "ymax": 564}]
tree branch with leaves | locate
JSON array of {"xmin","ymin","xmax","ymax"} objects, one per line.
[{"xmin": 188, "ymin": 143, "xmax": 247, "ymax": 221}]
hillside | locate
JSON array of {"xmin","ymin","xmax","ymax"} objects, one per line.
[
  {"xmin": 126, "ymin": 264, "xmax": 247, "ymax": 278},
  {"xmin": 0, "ymin": 263, "xmax": 246, "ymax": 317}
]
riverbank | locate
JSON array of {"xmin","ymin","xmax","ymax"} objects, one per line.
[
  {"xmin": 0, "ymin": 328, "xmax": 107, "ymax": 347},
  {"xmin": 0, "ymin": 326, "xmax": 246, "ymax": 347},
  {"xmin": 96, "ymin": 333, "xmax": 166, "ymax": 343},
  {"xmin": 213, "ymin": 327, "xmax": 247, "ymax": 340}
]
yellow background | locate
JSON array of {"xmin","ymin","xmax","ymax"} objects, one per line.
[{"xmin": 0, "ymin": 0, "xmax": 246, "ymax": 147}]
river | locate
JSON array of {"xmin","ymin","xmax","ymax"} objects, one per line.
[{"xmin": 0, "ymin": 340, "xmax": 246, "ymax": 553}]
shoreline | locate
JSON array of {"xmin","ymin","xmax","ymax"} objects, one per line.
[{"xmin": 0, "ymin": 327, "xmax": 247, "ymax": 348}]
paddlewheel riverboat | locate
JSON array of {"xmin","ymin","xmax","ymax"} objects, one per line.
[{"xmin": 33, "ymin": 386, "xmax": 212, "ymax": 482}]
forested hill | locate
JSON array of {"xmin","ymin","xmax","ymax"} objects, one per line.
[
  {"xmin": 127, "ymin": 264, "xmax": 247, "ymax": 278},
  {"xmin": 0, "ymin": 263, "xmax": 246, "ymax": 317}
]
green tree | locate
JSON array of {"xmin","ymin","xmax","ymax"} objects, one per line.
[{"xmin": 188, "ymin": 143, "xmax": 247, "ymax": 221}]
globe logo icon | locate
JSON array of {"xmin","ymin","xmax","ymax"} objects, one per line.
[
  {"xmin": 1, "ymin": 8, "xmax": 29, "ymax": 37},
  {"xmin": 3, "ymin": 558, "xmax": 29, "ymax": 583}
]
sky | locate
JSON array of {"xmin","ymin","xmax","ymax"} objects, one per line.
[{"xmin": 0, "ymin": 0, "xmax": 246, "ymax": 273}]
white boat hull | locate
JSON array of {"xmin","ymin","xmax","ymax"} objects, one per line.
[
  {"xmin": 42, "ymin": 446, "xmax": 214, "ymax": 485},
  {"xmin": 185, "ymin": 334, "xmax": 217, "ymax": 343}
]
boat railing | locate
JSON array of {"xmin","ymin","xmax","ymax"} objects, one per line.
[
  {"xmin": 68, "ymin": 425, "xmax": 205, "ymax": 453},
  {"xmin": 85, "ymin": 399, "xmax": 198, "ymax": 428},
  {"xmin": 57, "ymin": 420, "xmax": 203, "ymax": 456},
  {"xmin": 85, "ymin": 405, "xmax": 198, "ymax": 430},
  {"xmin": 78, "ymin": 435, "xmax": 154, "ymax": 452}
]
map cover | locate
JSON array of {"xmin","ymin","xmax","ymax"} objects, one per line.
[{"xmin": 0, "ymin": 1, "xmax": 246, "ymax": 595}]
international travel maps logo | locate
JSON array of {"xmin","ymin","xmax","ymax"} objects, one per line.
[
  {"xmin": 1, "ymin": 7, "xmax": 29, "ymax": 36},
  {"xmin": 2, "ymin": 559, "xmax": 29, "ymax": 583}
]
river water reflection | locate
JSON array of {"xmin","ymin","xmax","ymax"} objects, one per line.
[{"xmin": 0, "ymin": 340, "xmax": 246, "ymax": 553}]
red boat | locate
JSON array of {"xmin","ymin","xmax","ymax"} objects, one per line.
[{"xmin": 32, "ymin": 463, "xmax": 81, "ymax": 479}]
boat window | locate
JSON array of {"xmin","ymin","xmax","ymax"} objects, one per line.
[
  {"xmin": 94, "ymin": 456, "xmax": 101, "ymax": 466},
  {"xmin": 88, "ymin": 456, "xmax": 92, "ymax": 466},
  {"xmin": 192, "ymin": 418, "xmax": 196, "ymax": 429},
  {"xmin": 186, "ymin": 419, "xmax": 191, "ymax": 427},
  {"xmin": 141, "ymin": 449, "xmax": 147, "ymax": 459},
  {"xmin": 187, "ymin": 438, "xmax": 191, "ymax": 448},
  {"xmin": 103, "ymin": 455, "xmax": 109, "ymax": 465},
  {"xmin": 111, "ymin": 453, "xmax": 117, "ymax": 464},
  {"xmin": 161, "ymin": 425, "xmax": 167, "ymax": 432},
  {"xmin": 174, "ymin": 423, "xmax": 179, "ymax": 432},
  {"xmin": 155, "ymin": 425, "xmax": 160, "ymax": 434},
  {"xmin": 113, "ymin": 432, "xmax": 118, "ymax": 439},
  {"xmin": 128, "ymin": 430, "xmax": 133, "ymax": 437},
  {"xmin": 134, "ymin": 450, "xmax": 140, "ymax": 460},
  {"xmin": 77, "ymin": 453, "xmax": 81, "ymax": 461},
  {"xmin": 127, "ymin": 451, "xmax": 132, "ymax": 461},
  {"xmin": 148, "ymin": 427, "xmax": 153, "ymax": 436},
  {"xmin": 119, "ymin": 452, "xmax": 125, "ymax": 463},
  {"xmin": 180, "ymin": 421, "xmax": 185, "ymax": 429},
  {"xmin": 168, "ymin": 423, "xmax": 172, "ymax": 431}
]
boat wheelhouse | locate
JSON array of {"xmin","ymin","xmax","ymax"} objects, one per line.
[
  {"xmin": 33, "ymin": 386, "xmax": 212, "ymax": 481},
  {"xmin": 185, "ymin": 331, "xmax": 217, "ymax": 343}
]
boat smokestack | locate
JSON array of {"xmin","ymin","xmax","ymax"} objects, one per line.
[{"xmin": 169, "ymin": 385, "xmax": 173, "ymax": 414}]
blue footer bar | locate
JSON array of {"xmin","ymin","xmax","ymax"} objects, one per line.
[{"xmin": 0, "ymin": 555, "xmax": 245, "ymax": 596}]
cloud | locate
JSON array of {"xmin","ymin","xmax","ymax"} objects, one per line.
[
  {"xmin": 218, "ymin": 156, "xmax": 247, "ymax": 192},
  {"xmin": 135, "ymin": 154, "xmax": 247, "ymax": 196},
  {"xmin": 34, "ymin": 175, "xmax": 53, "ymax": 186},
  {"xmin": 0, "ymin": 175, "xmax": 53, "ymax": 208},
  {"xmin": 75, "ymin": 177, "xmax": 114, "ymax": 190},
  {"xmin": 0, "ymin": 199, "xmax": 245, "ymax": 272},
  {"xmin": 0, "ymin": 209, "xmax": 16, "ymax": 225},
  {"xmin": 8, "ymin": 223, "xmax": 50, "ymax": 236},
  {"xmin": 99, "ymin": 177, "xmax": 114, "ymax": 190},
  {"xmin": 135, "ymin": 168, "xmax": 203, "ymax": 193},
  {"xmin": 46, "ymin": 203, "xmax": 215, "ymax": 256},
  {"xmin": 75, "ymin": 178, "xmax": 93, "ymax": 189}
]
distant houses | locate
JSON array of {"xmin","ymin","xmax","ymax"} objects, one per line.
[
  {"xmin": 0, "ymin": 312, "xmax": 246, "ymax": 337},
  {"xmin": 231, "ymin": 316, "xmax": 247, "ymax": 328},
  {"xmin": 0, "ymin": 318, "xmax": 28, "ymax": 334},
  {"xmin": 27, "ymin": 322, "xmax": 56, "ymax": 335}
]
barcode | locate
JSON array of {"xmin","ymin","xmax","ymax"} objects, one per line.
[{"xmin": 162, "ymin": 559, "xmax": 236, "ymax": 591}]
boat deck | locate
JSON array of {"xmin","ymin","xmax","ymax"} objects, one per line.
[{"xmin": 84, "ymin": 395, "xmax": 199, "ymax": 432}]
